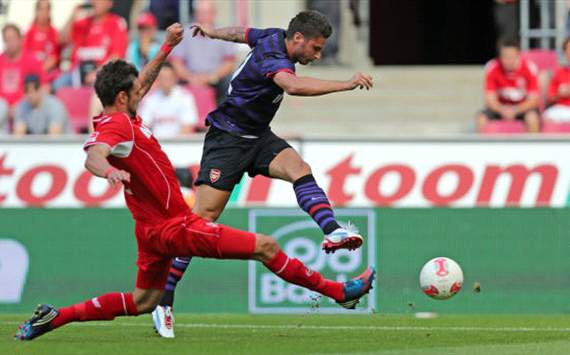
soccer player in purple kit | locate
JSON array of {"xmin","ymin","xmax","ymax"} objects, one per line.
[{"xmin": 152, "ymin": 10, "xmax": 374, "ymax": 337}]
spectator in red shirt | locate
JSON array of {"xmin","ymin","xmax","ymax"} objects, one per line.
[
  {"xmin": 544, "ymin": 37, "xmax": 570, "ymax": 124},
  {"xmin": 477, "ymin": 38, "xmax": 540, "ymax": 133},
  {"xmin": 55, "ymin": 0, "xmax": 128, "ymax": 89},
  {"xmin": 0, "ymin": 24, "xmax": 47, "ymax": 109},
  {"xmin": 23, "ymin": 0, "xmax": 60, "ymax": 77}
]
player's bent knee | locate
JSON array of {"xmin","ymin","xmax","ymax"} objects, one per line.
[
  {"xmin": 132, "ymin": 288, "xmax": 163, "ymax": 314},
  {"xmin": 252, "ymin": 234, "xmax": 279, "ymax": 263}
]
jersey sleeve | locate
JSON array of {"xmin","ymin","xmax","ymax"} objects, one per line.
[
  {"xmin": 108, "ymin": 17, "xmax": 128, "ymax": 59},
  {"xmin": 261, "ymin": 56, "xmax": 296, "ymax": 79},
  {"xmin": 83, "ymin": 115, "xmax": 134, "ymax": 158},
  {"xmin": 548, "ymin": 70, "xmax": 561, "ymax": 99},
  {"xmin": 245, "ymin": 27, "xmax": 283, "ymax": 48}
]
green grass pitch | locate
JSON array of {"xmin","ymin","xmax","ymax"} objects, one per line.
[{"xmin": 1, "ymin": 314, "xmax": 569, "ymax": 354}]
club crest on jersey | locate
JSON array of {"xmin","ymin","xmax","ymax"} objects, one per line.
[
  {"xmin": 210, "ymin": 169, "xmax": 221, "ymax": 183},
  {"xmin": 139, "ymin": 124, "xmax": 153, "ymax": 138}
]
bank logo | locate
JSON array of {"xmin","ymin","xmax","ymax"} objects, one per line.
[{"xmin": 248, "ymin": 209, "xmax": 376, "ymax": 314}]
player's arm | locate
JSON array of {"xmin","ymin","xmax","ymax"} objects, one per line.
[
  {"xmin": 137, "ymin": 23, "xmax": 184, "ymax": 99},
  {"xmin": 514, "ymin": 94, "xmax": 539, "ymax": 114},
  {"xmin": 85, "ymin": 144, "xmax": 130, "ymax": 187},
  {"xmin": 484, "ymin": 91, "xmax": 503, "ymax": 112},
  {"xmin": 273, "ymin": 71, "xmax": 373, "ymax": 96},
  {"xmin": 190, "ymin": 25, "xmax": 247, "ymax": 44}
]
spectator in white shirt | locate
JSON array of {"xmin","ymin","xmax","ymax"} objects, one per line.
[{"xmin": 139, "ymin": 62, "xmax": 198, "ymax": 138}]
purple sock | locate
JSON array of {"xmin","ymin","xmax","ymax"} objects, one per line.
[
  {"xmin": 293, "ymin": 174, "xmax": 341, "ymax": 235},
  {"xmin": 159, "ymin": 257, "xmax": 191, "ymax": 307}
]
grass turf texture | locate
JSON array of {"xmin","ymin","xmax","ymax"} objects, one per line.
[{"xmin": 1, "ymin": 314, "xmax": 569, "ymax": 354}]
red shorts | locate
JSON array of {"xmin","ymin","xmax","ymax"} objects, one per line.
[{"xmin": 134, "ymin": 213, "xmax": 256, "ymax": 289}]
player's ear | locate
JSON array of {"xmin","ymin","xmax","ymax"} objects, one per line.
[
  {"xmin": 293, "ymin": 32, "xmax": 304, "ymax": 44},
  {"xmin": 116, "ymin": 91, "xmax": 128, "ymax": 106}
]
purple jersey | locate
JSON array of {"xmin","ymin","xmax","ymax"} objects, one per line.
[{"xmin": 206, "ymin": 28, "xmax": 296, "ymax": 136}]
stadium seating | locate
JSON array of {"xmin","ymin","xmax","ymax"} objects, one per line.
[
  {"xmin": 481, "ymin": 120, "xmax": 526, "ymax": 134},
  {"xmin": 541, "ymin": 121, "xmax": 570, "ymax": 133},
  {"xmin": 521, "ymin": 49, "xmax": 559, "ymax": 72},
  {"xmin": 56, "ymin": 87, "xmax": 94, "ymax": 133},
  {"xmin": 184, "ymin": 85, "xmax": 216, "ymax": 131}
]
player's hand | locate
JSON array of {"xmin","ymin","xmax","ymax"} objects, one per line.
[
  {"xmin": 559, "ymin": 84, "xmax": 570, "ymax": 97},
  {"xmin": 190, "ymin": 25, "xmax": 212, "ymax": 38},
  {"xmin": 500, "ymin": 106, "xmax": 516, "ymax": 120},
  {"xmin": 347, "ymin": 72, "xmax": 373, "ymax": 90},
  {"xmin": 165, "ymin": 23, "xmax": 184, "ymax": 48},
  {"xmin": 106, "ymin": 169, "xmax": 131, "ymax": 188}
]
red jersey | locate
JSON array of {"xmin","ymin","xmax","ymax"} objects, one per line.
[
  {"xmin": 83, "ymin": 112, "xmax": 190, "ymax": 225},
  {"xmin": 23, "ymin": 23, "xmax": 59, "ymax": 63},
  {"xmin": 484, "ymin": 58, "xmax": 539, "ymax": 105},
  {"xmin": 71, "ymin": 13, "xmax": 128, "ymax": 66},
  {"xmin": 0, "ymin": 52, "xmax": 46, "ymax": 105},
  {"xmin": 547, "ymin": 66, "xmax": 570, "ymax": 106}
]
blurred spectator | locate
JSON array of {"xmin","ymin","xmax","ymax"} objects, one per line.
[
  {"xmin": 494, "ymin": 0, "xmax": 519, "ymax": 42},
  {"xmin": 13, "ymin": 74, "xmax": 69, "ymax": 136},
  {"xmin": 56, "ymin": 0, "xmax": 128, "ymax": 89},
  {"xmin": 110, "ymin": 0, "xmax": 134, "ymax": 28},
  {"xmin": 544, "ymin": 37, "xmax": 570, "ymax": 124},
  {"xmin": 171, "ymin": 0, "xmax": 236, "ymax": 102},
  {"xmin": 23, "ymin": 0, "xmax": 60, "ymax": 78},
  {"xmin": 0, "ymin": 97, "xmax": 8, "ymax": 134},
  {"xmin": 477, "ymin": 38, "xmax": 540, "ymax": 133},
  {"xmin": 139, "ymin": 63, "xmax": 198, "ymax": 138},
  {"xmin": 149, "ymin": 0, "xmax": 193, "ymax": 30},
  {"xmin": 127, "ymin": 12, "xmax": 160, "ymax": 71},
  {"xmin": 0, "ymin": 24, "xmax": 46, "ymax": 108}
]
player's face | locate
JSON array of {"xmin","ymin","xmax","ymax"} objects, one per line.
[
  {"xmin": 35, "ymin": 0, "xmax": 51, "ymax": 24},
  {"xmin": 91, "ymin": 0, "xmax": 112, "ymax": 17},
  {"xmin": 25, "ymin": 85, "xmax": 42, "ymax": 107},
  {"xmin": 158, "ymin": 67, "xmax": 177, "ymax": 93},
  {"xmin": 296, "ymin": 35, "xmax": 326, "ymax": 65},
  {"xmin": 126, "ymin": 79, "xmax": 141, "ymax": 117},
  {"xmin": 2, "ymin": 28, "xmax": 21, "ymax": 56},
  {"xmin": 499, "ymin": 47, "xmax": 520, "ymax": 72}
]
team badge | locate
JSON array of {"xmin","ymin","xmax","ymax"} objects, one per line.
[{"xmin": 209, "ymin": 169, "xmax": 221, "ymax": 183}]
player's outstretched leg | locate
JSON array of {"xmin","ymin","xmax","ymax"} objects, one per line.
[
  {"xmin": 15, "ymin": 292, "xmax": 141, "ymax": 340},
  {"xmin": 152, "ymin": 256, "xmax": 191, "ymax": 338},
  {"xmin": 257, "ymin": 235, "xmax": 375, "ymax": 308},
  {"xmin": 293, "ymin": 174, "xmax": 363, "ymax": 253}
]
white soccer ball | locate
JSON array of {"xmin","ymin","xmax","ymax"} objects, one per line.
[{"xmin": 419, "ymin": 257, "xmax": 463, "ymax": 300}]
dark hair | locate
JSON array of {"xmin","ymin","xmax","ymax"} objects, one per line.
[
  {"xmin": 497, "ymin": 37, "xmax": 520, "ymax": 52},
  {"xmin": 563, "ymin": 37, "xmax": 570, "ymax": 51},
  {"xmin": 24, "ymin": 74, "xmax": 41, "ymax": 91},
  {"xmin": 2, "ymin": 23, "xmax": 21, "ymax": 38},
  {"xmin": 286, "ymin": 10, "xmax": 332, "ymax": 40},
  {"xmin": 95, "ymin": 60, "xmax": 139, "ymax": 107},
  {"xmin": 162, "ymin": 61, "xmax": 174, "ymax": 70}
]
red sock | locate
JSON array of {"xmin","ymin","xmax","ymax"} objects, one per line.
[
  {"xmin": 52, "ymin": 292, "xmax": 138, "ymax": 329},
  {"xmin": 264, "ymin": 250, "xmax": 344, "ymax": 301}
]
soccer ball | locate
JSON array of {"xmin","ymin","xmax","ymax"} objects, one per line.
[{"xmin": 419, "ymin": 257, "xmax": 463, "ymax": 300}]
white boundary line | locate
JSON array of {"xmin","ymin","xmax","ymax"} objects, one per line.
[{"xmin": 2, "ymin": 321, "xmax": 570, "ymax": 333}]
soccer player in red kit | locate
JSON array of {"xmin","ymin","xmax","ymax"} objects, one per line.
[{"xmin": 14, "ymin": 23, "xmax": 375, "ymax": 341}]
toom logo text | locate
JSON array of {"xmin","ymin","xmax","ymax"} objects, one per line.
[
  {"xmin": 1, "ymin": 140, "xmax": 570, "ymax": 207},
  {"xmin": 248, "ymin": 209, "xmax": 376, "ymax": 314}
]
